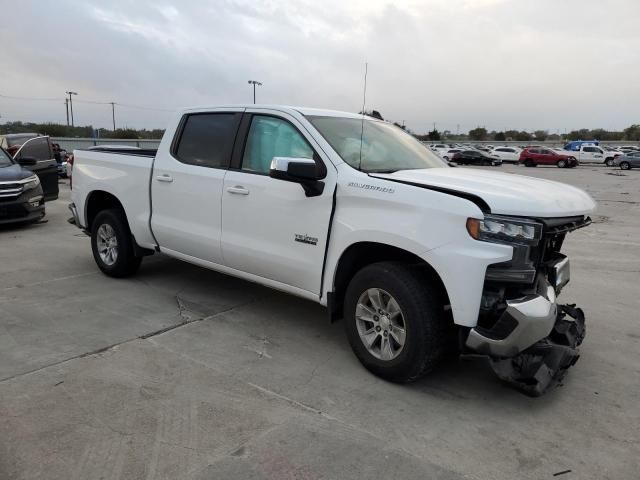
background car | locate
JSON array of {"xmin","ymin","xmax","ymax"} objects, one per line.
[
  {"xmin": 451, "ymin": 149, "xmax": 502, "ymax": 166},
  {"xmin": 0, "ymin": 134, "xmax": 59, "ymax": 200},
  {"xmin": 0, "ymin": 146, "xmax": 46, "ymax": 225},
  {"xmin": 491, "ymin": 146, "xmax": 522, "ymax": 163},
  {"xmin": 519, "ymin": 147, "xmax": 577, "ymax": 168},
  {"xmin": 614, "ymin": 151, "xmax": 640, "ymax": 170},
  {"xmin": 440, "ymin": 148, "xmax": 465, "ymax": 161}
]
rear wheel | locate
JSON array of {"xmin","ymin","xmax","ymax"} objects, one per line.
[
  {"xmin": 605, "ymin": 157, "xmax": 615, "ymax": 167},
  {"xmin": 91, "ymin": 209, "xmax": 142, "ymax": 278},
  {"xmin": 557, "ymin": 159, "xmax": 567, "ymax": 168},
  {"xmin": 343, "ymin": 262, "xmax": 449, "ymax": 383},
  {"xmin": 620, "ymin": 161, "xmax": 631, "ymax": 170}
]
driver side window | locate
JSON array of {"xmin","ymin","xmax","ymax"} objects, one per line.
[{"xmin": 242, "ymin": 116, "xmax": 314, "ymax": 174}]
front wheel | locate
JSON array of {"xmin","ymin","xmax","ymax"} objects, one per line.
[
  {"xmin": 605, "ymin": 158, "xmax": 615, "ymax": 167},
  {"xmin": 343, "ymin": 262, "xmax": 449, "ymax": 383},
  {"xmin": 524, "ymin": 159, "xmax": 535, "ymax": 167},
  {"xmin": 557, "ymin": 159, "xmax": 567, "ymax": 168},
  {"xmin": 620, "ymin": 161, "xmax": 631, "ymax": 170},
  {"xmin": 91, "ymin": 209, "xmax": 142, "ymax": 278}
]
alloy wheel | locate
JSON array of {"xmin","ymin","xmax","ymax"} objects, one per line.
[
  {"xmin": 96, "ymin": 223, "xmax": 118, "ymax": 266},
  {"xmin": 355, "ymin": 288, "xmax": 406, "ymax": 361}
]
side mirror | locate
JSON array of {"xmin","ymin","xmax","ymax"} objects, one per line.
[
  {"xmin": 17, "ymin": 156, "xmax": 38, "ymax": 166},
  {"xmin": 269, "ymin": 157, "xmax": 325, "ymax": 197}
]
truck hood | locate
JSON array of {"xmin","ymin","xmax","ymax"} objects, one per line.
[{"xmin": 371, "ymin": 168, "xmax": 596, "ymax": 218}]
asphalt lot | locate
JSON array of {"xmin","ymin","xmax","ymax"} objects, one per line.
[{"xmin": 1, "ymin": 164, "xmax": 638, "ymax": 480}]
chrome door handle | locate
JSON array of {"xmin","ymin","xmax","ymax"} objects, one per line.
[
  {"xmin": 156, "ymin": 174, "xmax": 173, "ymax": 183},
  {"xmin": 226, "ymin": 186, "xmax": 249, "ymax": 195}
]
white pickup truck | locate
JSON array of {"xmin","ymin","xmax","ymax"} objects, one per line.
[
  {"xmin": 567, "ymin": 144, "xmax": 620, "ymax": 166},
  {"xmin": 70, "ymin": 105, "xmax": 596, "ymax": 396}
]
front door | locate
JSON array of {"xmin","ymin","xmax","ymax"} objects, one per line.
[
  {"xmin": 151, "ymin": 110, "xmax": 243, "ymax": 264},
  {"xmin": 221, "ymin": 111, "xmax": 336, "ymax": 295},
  {"xmin": 14, "ymin": 137, "xmax": 58, "ymax": 201}
]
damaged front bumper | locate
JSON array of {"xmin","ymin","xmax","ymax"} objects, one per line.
[
  {"xmin": 489, "ymin": 304, "xmax": 585, "ymax": 396},
  {"xmin": 465, "ymin": 254, "xmax": 587, "ymax": 396}
]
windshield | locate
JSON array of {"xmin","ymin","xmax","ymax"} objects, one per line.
[
  {"xmin": 0, "ymin": 148, "xmax": 14, "ymax": 167},
  {"xmin": 307, "ymin": 115, "xmax": 446, "ymax": 172}
]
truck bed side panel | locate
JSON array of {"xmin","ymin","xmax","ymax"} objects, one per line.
[{"xmin": 71, "ymin": 150, "xmax": 156, "ymax": 248}]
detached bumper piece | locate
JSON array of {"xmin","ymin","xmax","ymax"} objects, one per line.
[{"xmin": 489, "ymin": 305, "xmax": 586, "ymax": 397}]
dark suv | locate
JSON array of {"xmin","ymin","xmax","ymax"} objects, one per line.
[{"xmin": 0, "ymin": 147, "xmax": 46, "ymax": 225}]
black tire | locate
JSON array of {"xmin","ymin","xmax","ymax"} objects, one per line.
[
  {"xmin": 91, "ymin": 209, "xmax": 142, "ymax": 278},
  {"xmin": 524, "ymin": 159, "xmax": 535, "ymax": 167},
  {"xmin": 343, "ymin": 262, "xmax": 448, "ymax": 383},
  {"xmin": 557, "ymin": 159, "xmax": 567, "ymax": 168},
  {"xmin": 620, "ymin": 161, "xmax": 631, "ymax": 170},
  {"xmin": 605, "ymin": 157, "xmax": 615, "ymax": 167}
]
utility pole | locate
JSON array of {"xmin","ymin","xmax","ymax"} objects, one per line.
[
  {"xmin": 66, "ymin": 91, "xmax": 78, "ymax": 127},
  {"xmin": 456, "ymin": 124, "xmax": 460, "ymax": 136},
  {"xmin": 247, "ymin": 80, "xmax": 262, "ymax": 104},
  {"xmin": 109, "ymin": 102, "xmax": 116, "ymax": 131},
  {"xmin": 64, "ymin": 99, "xmax": 69, "ymax": 126}
]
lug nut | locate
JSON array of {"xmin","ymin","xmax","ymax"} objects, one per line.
[
  {"xmin": 375, "ymin": 326, "xmax": 381, "ymax": 332},
  {"xmin": 373, "ymin": 315, "xmax": 379, "ymax": 321}
]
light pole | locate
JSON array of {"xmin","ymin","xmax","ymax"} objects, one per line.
[
  {"xmin": 109, "ymin": 102, "xmax": 116, "ymax": 131},
  {"xmin": 64, "ymin": 99, "xmax": 69, "ymax": 126},
  {"xmin": 66, "ymin": 91, "xmax": 78, "ymax": 127},
  {"xmin": 247, "ymin": 80, "xmax": 262, "ymax": 104}
]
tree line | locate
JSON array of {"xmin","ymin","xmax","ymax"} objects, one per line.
[
  {"xmin": 0, "ymin": 121, "xmax": 165, "ymax": 139},
  {"xmin": 415, "ymin": 125, "xmax": 640, "ymax": 142}
]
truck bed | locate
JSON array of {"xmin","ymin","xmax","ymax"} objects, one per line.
[{"xmin": 71, "ymin": 149, "xmax": 156, "ymax": 248}]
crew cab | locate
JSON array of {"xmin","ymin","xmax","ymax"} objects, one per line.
[
  {"xmin": 70, "ymin": 105, "xmax": 596, "ymax": 396},
  {"xmin": 519, "ymin": 147, "xmax": 578, "ymax": 168}
]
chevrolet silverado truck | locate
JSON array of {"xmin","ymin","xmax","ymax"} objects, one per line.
[{"xmin": 69, "ymin": 106, "xmax": 595, "ymax": 396}]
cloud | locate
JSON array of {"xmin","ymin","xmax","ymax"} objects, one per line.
[{"xmin": 0, "ymin": 0, "xmax": 638, "ymax": 132}]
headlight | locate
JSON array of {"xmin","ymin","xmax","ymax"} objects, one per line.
[
  {"xmin": 22, "ymin": 175, "xmax": 40, "ymax": 191},
  {"xmin": 466, "ymin": 215, "xmax": 542, "ymax": 245}
]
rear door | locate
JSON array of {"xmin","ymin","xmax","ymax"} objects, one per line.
[
  {"xmin": 221, "ymin": 110, "xmax": 337, "ymax": 295},
  {"xmin": 580, "ymin": 146, "xmax": 603, "ymax": 163},
  {"xmin": 150, "ymin": 109, "xmax": 243, "ymax": 264},
  {"xmin": 13, "ymin": 137, "xmax": 58, "ymax": 201}
]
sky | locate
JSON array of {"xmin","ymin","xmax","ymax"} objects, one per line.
[{"xmin": 0, "ymin": 0, "xmax": 638, "ymax": 133}]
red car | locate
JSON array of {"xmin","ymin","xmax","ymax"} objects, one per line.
[{"xmin": 519, "ymin": 147, "xmax": 577, "ymax": 168}]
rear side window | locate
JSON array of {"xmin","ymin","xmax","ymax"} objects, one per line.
[{"xmin": 174, "ymin": 113, "xmax": 241, "ymax": 168}]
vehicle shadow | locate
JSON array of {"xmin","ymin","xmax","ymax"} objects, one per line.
[{"xmin": 134, "ymin": 255, "xmax": 554, "ymax": 408}]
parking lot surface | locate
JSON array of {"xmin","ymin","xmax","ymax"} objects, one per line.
[{"xmin": 1, "ymin": 165, "xmax": 639, "ymax": 479}]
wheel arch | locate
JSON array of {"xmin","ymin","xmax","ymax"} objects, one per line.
[
  {"xmin": 85, "ymin": 190, "xmax": 127, "ymax": 231},
  {"xmin": 327, "ymin": 241, "xmax": 450, "ymax": 322},
  {"xmin": 85, "ymin": 190, "xmax": 154, "ymax": 257}
]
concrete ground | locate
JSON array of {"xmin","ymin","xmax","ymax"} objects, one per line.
[{"xmin": 0, "ymin": 165, "xmax": 638, "ymax": 479}]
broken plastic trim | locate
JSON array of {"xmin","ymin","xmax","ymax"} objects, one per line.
[{"xmin": 489, "ymin": 304, "xmax": 586, "ymax": 397}]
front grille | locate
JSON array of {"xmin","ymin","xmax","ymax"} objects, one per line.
[
  {"xmin": 0, "ymin": 182, "xmax": 24, "ymax": 201},
  {"xmin": 538, "ymin": 216, "xmax": 591, "ymax": 265}
]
